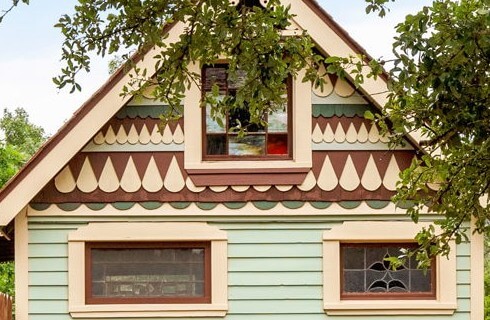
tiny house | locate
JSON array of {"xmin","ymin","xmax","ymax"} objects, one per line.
[{"xmin": 0, "ymin": 0, "xmax": 483, "ymax": 319}]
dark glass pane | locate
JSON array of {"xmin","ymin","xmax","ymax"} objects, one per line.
[
  {"xmin": 207, "ymin": 135, "xmax": 226, "ymax": 155},
  {"xmin": 91, "ymin": 247, "xmax": 205, "ymax": 298},
  {"xmin": 343, "ymin": 247, "xmax": 365, "ymax": 269},
  {"xmin": 229, "ymin": 108, "xmax": 264, "ymax": 133},
  {"xmin": 368, "ymin": 279, "xmax": 388, "ymax": 292},
  {"xmin": 343, "ymin": 270, "xmax": 365, "ymax": 293},
  {"xmin": 366, "ymin": 247, "xmax": 387, "ymax": 268},
  {"xmin": 388, "ymin": 279, "xmax": 408, "ymax": 292},
  {"xmin": 366, "ymin": 269, "xmax": 386, "ymax": 292},
  {"xmin": 410, "ymin": 269, "xmax": 432, "ymax": 292},
  {"xmin": 229, "ymin": 135, "xmax": 265, "ymax": 155},
  {"xmin": 390, "ymin": 269, "xmax": 409, "ymax": 289}
]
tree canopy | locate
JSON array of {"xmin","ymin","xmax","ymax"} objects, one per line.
[
  {"xmin": 0, "ymin": 108, "xmax": 47, "ymax": 187},
  {"xmin": 377, "ymin": 0, "xmax": 489, "ymax": 264}
]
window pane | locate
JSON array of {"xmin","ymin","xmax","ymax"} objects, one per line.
[
  {"xmin": 341, "ymin": 244, "xmax": 433, "ymax": 297},
  {"xmin": 229, "ymin": 135, "xmax": 265, "ymax": 155},
  {"xmin": 90, "ymin": 247, "xmax": 205, "ymax": 299},
  {"xmin": 206, "ymin": 104, "xmax": 226, "ymax": 133},
  {"xmin": 268, "ymin": 108, "xmax": 288, "ymax": 132},
  {"xmin": 267, "ymin": 134, "xmax": 288, "ymax": 155},
  {"xmin": 207, "ymin": 135, "xmax": 227, "ymax": 155}
]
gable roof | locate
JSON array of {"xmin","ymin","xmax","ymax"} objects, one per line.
[{"xmin": 0, "ymin": 0, "xmax": 418, "ymax": 226}]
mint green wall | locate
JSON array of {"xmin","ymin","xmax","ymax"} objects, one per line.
[{"xmin": 26, "ymin": 218, "xmax": 471, "ymax": 320}]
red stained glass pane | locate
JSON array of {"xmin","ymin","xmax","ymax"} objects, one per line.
[{"xmin": 267, "ymin": 134, "xmax": 288, "ymax": 155}]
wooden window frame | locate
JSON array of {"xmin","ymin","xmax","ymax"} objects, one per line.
[
  {"xmin": 339, "ymin": 242, "xmax": 436, "ymax": 301},
  {"xmin": 85, "ymin": 241, "xmax": 212, "ymax": 305},
  {"xmin": 322, "ymin": 221, "xmax": 457, "ymax": 316},
  {"xmin": 201, "ymin": 64, "xmax": 293, "ymax": 161},
  {"xmin": 68, "ymin": 222, "xmax": 228, "ymax": 318}
]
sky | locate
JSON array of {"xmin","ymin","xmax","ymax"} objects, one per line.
[{"xmin": 0, "ymin": 0, "xmax": 431, "ymax": 135}]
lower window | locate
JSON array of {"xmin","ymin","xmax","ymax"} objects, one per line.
[
  {"xmin": 86, "ymin": 242, "xmax": 211, "ymax": 304},
  {"xmin": 341, "ymin": 243, "xmax": 435, "ymax": 299},
  {"xmin": 322, "ymin": 221, "xmax": 457, "ymax": 315},
  {"xmin": 68, "ymin": 222, "xmax": 228, "ymax": 318}
]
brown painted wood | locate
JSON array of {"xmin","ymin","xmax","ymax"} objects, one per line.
[
  {"xmin": 0, "ymin": 293, "xmax": 12, "ymax": 320},
  {"xmin": 189, "ymin": 172, "xmax": 308, "ymax": 187}
]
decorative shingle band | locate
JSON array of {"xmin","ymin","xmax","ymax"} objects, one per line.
[
  {"xmin": 30, "ymin": 200, "xmax": 405, "ymax": 212},
  {"xmin": 92, "ymin": 122, "xmax": 184, "ymax": 146},
  {"xmin": 312, "ymin": 104, "xmax": 370, "ymax": 118},
  {"xmin": 52, "ymin": 152, "xmax": 408, "ymax": 196}
]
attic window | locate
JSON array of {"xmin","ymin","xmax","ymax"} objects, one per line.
[
  {"xmin": 184, "ymin": 62, "xmax": 311, "ymax": 183},
  {"xmin": 202, "ymin": 65, "xmax": 291, "ymax": 160}
]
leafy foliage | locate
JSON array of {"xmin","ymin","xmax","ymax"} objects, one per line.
[
  {"xmin": 53, "ymin": 0, "xmax": 327, "ymax": 128},
  {"xmin": 0, "ymin": 108, "xmax": 47, "ymax": 158},
  {"xmin": 369, "ymin": 0, "xmax": 489, "ymax": 262},
  {"xmin": 0, "ymin": 262, "xmax": 14, "ymax": 297},
  {"xmin": 0, "ymin": 108, "xmax": 47, "ymax": 187}
]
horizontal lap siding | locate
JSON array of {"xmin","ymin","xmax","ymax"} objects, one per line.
[{"xmin": 27, "ymin": 219, "xmax": 470, "ymax": 319}]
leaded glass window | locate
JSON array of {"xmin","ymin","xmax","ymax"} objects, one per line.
[
  {"xmin": 85, "ymin": 242, "xmax": 211, "ymax": 304},
  {"xmin": 340, "ymin": 243, "xmax": 436, "ymax": 299},
  {"xmin": 202, "ymin": 65, "xmax": 291, "ymax": 159}
]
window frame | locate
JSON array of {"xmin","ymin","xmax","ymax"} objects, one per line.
[
  {"xmin": 322, "ymin": 221, "xmax": 457, "ymax": 316},
  {"xmin": 184, "ymin": 62, "xmax": 312, "ymax": 177},
  {"xmin": 339, "ymin": 242, "xmax": 437, "ymax": 300},
  {"xmin": 201, "ymin": 64, "xmax": 293, "ymax": 160},
  {"xmin": 85, "ymin": 241, "xmax": 212, "ymax": 305},
  {"xmin": 68, "ymin": 222, "xmax": 228, "ymax": 318}
]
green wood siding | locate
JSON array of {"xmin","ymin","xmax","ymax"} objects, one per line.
[{"xmin": 27, "ymin": 219, "xmax": 471, "ymax": 319}]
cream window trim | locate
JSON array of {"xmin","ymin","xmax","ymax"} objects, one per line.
[
  {"xmin": 68, "ymin": 222, "xmax": 228, "ymax": 318},
  {"xmin": 184, "ymin": 62, "xmax": 312, "ymax": 171},
  {"xmin": 323, "ymin": 221, "xmax": 457, "ymax": 316}
]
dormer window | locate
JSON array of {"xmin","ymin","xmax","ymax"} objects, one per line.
[{"xmin": 202, "ymin": 65, "xmax": 291, "ymax": 160}]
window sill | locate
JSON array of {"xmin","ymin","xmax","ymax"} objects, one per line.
[
  {"xmin": 70, "ymin": 304, "xmax": 228, "ymax": 318},
  {"xmin": 187, "ymin": 166, "xmax": 310, "ymax": 186},
  {"xmin": 324, "ymin": 301, "xmax": 457, "ymax": 315}
]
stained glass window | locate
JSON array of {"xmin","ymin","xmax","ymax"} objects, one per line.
[
  {"xmin": 86, "ymin": 242, "xmax": 211, "ymax": 304},
  {"xmin": 202, "ymin": 65, "xmax": 290, "ymax": 159},
  {"xmin": 341, "ymin": 243, "xmax": 435, "ymax": 299}
]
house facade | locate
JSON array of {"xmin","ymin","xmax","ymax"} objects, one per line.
[{"xmin": 0, "ymin": 0, "xmax": 483, "ymax": 319}]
